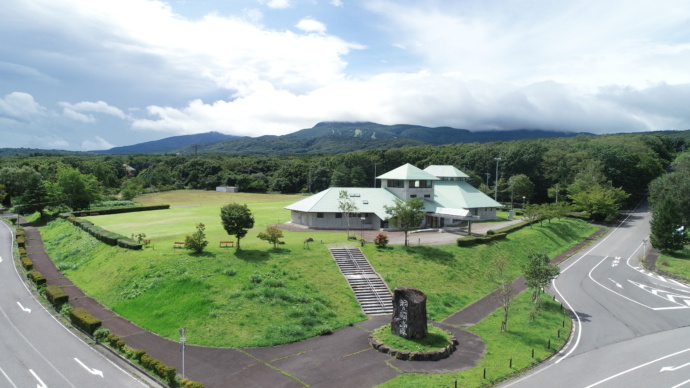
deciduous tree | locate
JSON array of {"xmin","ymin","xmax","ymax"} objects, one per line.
[
  {"xmin": 384, "ymin": 197, "xmax": 425, "ymax": 246},
  {"xmin": 185, "ymin": 223, "xmax": 209, "ymax": 253},
  {"xmin": 257, "ymin": 226, "xmax": 284, "ymax": 249},
  {"xmin": 338, "ymin": 190, "xmax": 358, "ymax": 238},
  {"xmin": 220, "ymin": 203, "xmax": 255, "ymax": 250}
]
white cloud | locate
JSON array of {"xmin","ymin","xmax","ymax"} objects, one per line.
[
  {"xmin": 295, "ymin": 18, "xmax": 327, "ymax": 34},
  {"xmin": 330, "ymin": 0, "xmax": 343, "ymax": 7},
  {"xmin": 0, "ymin": 92, "xmax": 46, "ymax": 122},
  {"xmin": 62, "ymin": 108, "xmax": 95, "ymax": 123},
  {"xmin": 259, "ymin": 0, "xmax": 290, "ymax": 9},
  {"xmin": 60, "ymin": 100, "xmax": 127, "ymax": 119},
  {"xmin": 81, "ymin": 136, "xmax": 115, "ymax": 151}
]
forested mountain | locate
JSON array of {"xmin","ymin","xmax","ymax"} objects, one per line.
[
  {"xmin": 91, "ymin": 122, "xmax": 591, "ymax": 155},
  {"xmin": 284, "ymin": 121, "xmax": 589, "ymax": 145},
  {"xmin": 92, "ymin": 131, "xmax": 241, "ymax": 154}
]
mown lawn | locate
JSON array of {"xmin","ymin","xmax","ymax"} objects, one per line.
[
  {"xmin": 378, "ymin": 291, "xmax": 570, "ymax": 387},
  {"xmin": 365, "ymin": 218, "xmax": 598, "ymax": 319},
  {"xmin": 657, "ymin": 248, "xmax": 690, "ymax": 280},
  {"xmin": 40, "ymin": 190, "xmax": 595, "ymax": 349}
]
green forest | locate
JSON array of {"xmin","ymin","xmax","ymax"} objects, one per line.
[{"xmin": 0, "ymin": 131, "xmax": 687, "ymax": 226}]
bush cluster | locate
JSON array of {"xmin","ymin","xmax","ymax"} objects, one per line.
[
  {"xmin": 456, "ymin": 233, "xmax": 507, "ymax": 247},
  {"xmin": 16, "ymin": 236, "xmax": 26, "ymax": 248},
  {"xmin": 180, "ymin": 379, "xmax": 206, "ymax": 388},
  {"xmin": 68, "ymin": 217, "xmax": 142, "ymax": 250},
  {"xmin": 28, "ymin": 271, "xmax": 46, "ymax": 285},
  {"xmin": 21, "ymin": 256, "xmax": 33, "ymax": 270},
  {"xmin": 45, "ymin": 285, "xmax": 69, "ymax": 307},
  {"xmin": 69, "ymin": 307, "xmax": 102, "ymax": 335},
  {"xmin": 66, "ymin": 204, "xmax": 170, "ymax": 217}
]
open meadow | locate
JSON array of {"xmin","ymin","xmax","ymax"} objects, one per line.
[{"xmin": 41, "ymin": 190, "xmax": 597, "ymax": 350}]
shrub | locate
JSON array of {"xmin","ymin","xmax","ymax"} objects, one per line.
[
  {"xmin": 456, "ymin": 237, "xmax": 477, "ymax": 247},
  {"xmin": 107, "ymin": 334, "xmax": 120, "ymax": 347},
  {"xmin": 486, "ymin": 229, "xmax": 496, "ymax": 236},
  {"xmin": 117, "ymin": 238, "xmax": 143, "ymax": 250},
  {"xmin": 93, "ymin": 328, "xmax": 110, "ymax": 343},
  {"xmin": 60, "ymin": 303, "xmax": 72, "ymax": 316},
  {"xmin": 16, "ymin": 236, "xmax": 26, "ymax": 248},
  {"xmin": 20, "ymin": 256, "xmax": 33, "ymax": 271},
  {"xmin": 45, "ymin": 285, "xmax": 69, "ymax": 306},
  {"xmin": 69, "ymin": 307, "xmax": 102, "ymax": 335},
  {"xmin": 185, "ymin": 381, "xmax": 205, "ymax": 388},
  {"xmin": 250, "ymin": 272, "xmax": 263, "ymax": 284},
  {"xmin": 18, "ymin": 247, "xmax": 27, "ymax": 257},
  {"xmin": 134, "ymin": 349, "xmax": 147, "ymax": 362},
  {"xmin": 28, "ymin": 271, "xmax": 46, "ymax": 285},
  {"xmin": 374, "ymin": 233, "xmax": 389, "ymax": 248}
]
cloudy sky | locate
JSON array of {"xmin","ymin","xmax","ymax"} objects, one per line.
[{"xmin": 1, "ymin": 0, "xmax": 689, "ymax": 150}]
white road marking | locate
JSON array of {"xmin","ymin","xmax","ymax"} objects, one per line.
[
  {"xmin": 0, "ymin": 367, "xmax": 18, "ymax": 388},
  {"xmin": 661, "ymin": 361, "xmax": 690, "ymax": 372},
  {"xmin": 74, "ymin": 358, "xmax": 104, "ymax": 378},
  {"xmin": 608, "ymin": 278, "xmax": 623, "ymax": 288},
  {"xmin": 586, "ymin": 346, "xmax": 690, "ymax": 387},
  {"xmin": 628, "ymin": 281, "xmax": 690, "ymax": 307},
  {"xmin": 17, "ymin": 302, "xmax": 31, "ymax": 313},
  {"xmin": 29, "ymin": 369, "xmax": 47, "ymax": 388},
  {"xmin": 672, "ymin": 377, "xmax": 690, "ymax": 388}
]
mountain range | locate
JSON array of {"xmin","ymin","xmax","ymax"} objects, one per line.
[{"xmin": 91, "ymin": 122, "xmax": 591, "ymax": 155}]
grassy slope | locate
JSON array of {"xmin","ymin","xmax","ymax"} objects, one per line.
[
  {"xmin": 365, "ymin": 218, "xmax": 597, "ymax": 319},
  {"xmin": 379, "ymin": 292, "xmax": 570, "ymax": 387},
  {"xmin": 41, "ymin": 190, "xmax": 595, "ymax": 348},
  {"xmin": 657, "ymin": 248, "xmax": 690, "ymax": 279}
]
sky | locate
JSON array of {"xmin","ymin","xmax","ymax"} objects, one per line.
[{"xmin": 1, "ymin": 0, "xmax": 689, "ymax": 151}]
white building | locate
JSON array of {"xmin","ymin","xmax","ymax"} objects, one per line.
[{"xmin": 285, "ymin": 163, "xmax": 502, "ymax": 230}]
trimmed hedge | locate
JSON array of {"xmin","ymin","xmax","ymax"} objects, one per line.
[
  {"xmin": 457, "ymin": 233, "xmax": 507, "ymax": 247},
  {"xmin": 21, "ymin": 256, "xmax": 33, "ymax": 271},
  {"xmin": 71, "ymin": 205, "xmax": 170, "ymax": 217},
  {"xmin": 46, "ymin": 285, "xmax": 69, "ymax": 306},
  {"xmin": 69, "ymin": 307, "xmax": 102, "ymax": 335},
  {"xmin": 68, "ymin": 217, "xmax": 142, "ymax": 250},
  {"xmin": 17, "ymin": 236, "xmax": 26, "ymax": 248},
  {"xmin": 456, "ymin": 237, "xmax": 477, "ymax": 247},
  {"xmin": 28, "ymin": 271, "xmax": 46, "ymax": 285},
  {"xmin": 18, "ymin": 247, "xmax": 27, "ymax": 257}
]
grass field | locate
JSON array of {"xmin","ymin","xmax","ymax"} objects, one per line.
[
  {"xmin": 378, "ymin": 291, "xmax": 570, "ymax": 387},
  {"xmin": 40, "ymin": 190, "xmax": 595, "ymax": 349},
  {"xmin": 657, "ymin": 248, "xmax": 690, "ymax": 280}
]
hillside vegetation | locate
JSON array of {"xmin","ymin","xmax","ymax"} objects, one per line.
[{"xmin": 41, "ymin": 191, "xmax": 597, "ymax": 348}]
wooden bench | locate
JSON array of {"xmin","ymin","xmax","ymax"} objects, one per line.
[
  {"xmin": 89, "ymin": 212, "xmax": 99, "ymax": 216},
  {"xmin": 219, "ymin": 241, "xmax": 234, "ymax": 248},
  {"xmin": 173, "ymin": 242, "xmax": 184, "ymax": 249}
]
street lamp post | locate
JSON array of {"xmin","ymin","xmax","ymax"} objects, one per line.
[
  {"xmin": 485, "ymin": 172, "xmax": 490, "ymax": 187},
  {"xmin": 180, "ymin": 327, "xmax": 186, "ymax": 379},
  {"xmin": 522, "ymin": 196, "xmax": 526, "ymax": 209},
  {"xmin": 494, "ymin": 158, "xmax": 502, "ymax": 200},
  {"xmin": 510, "ymin": 178, "xmax": 514, "ymax": 210}
]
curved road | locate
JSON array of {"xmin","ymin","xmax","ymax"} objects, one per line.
[
  {"xmin": 504, "ymin": 202, "xmax": 690, "ymax": 387},
  {"xmin": 0, "ymin": 218, "xmax": 155, "ymax": 387}
]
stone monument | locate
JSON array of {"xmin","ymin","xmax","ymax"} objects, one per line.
[{"xmin": 390, "ymin": 286, "xmax": 427, "ymax": 339}]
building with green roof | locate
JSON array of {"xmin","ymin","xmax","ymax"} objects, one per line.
[{"xmin": 285, "ymin": 163, "xmax": 502, "ymax": 230}]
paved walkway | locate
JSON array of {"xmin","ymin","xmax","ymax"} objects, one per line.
[{"xmin": 9, "ymin": 214, "xmax": 601, "ymax": 388}]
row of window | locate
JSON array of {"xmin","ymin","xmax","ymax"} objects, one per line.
[
  {"xmin": 386, "ymin": 180, "xmax": 433, "ymax": 188},
  {"xmin": 316, "ymin": 212, "xmax": 369, "ymax": 218}
]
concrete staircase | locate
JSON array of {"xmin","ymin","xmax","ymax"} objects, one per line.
[{"xmin": 330, "ymin": 248, "xmax": 393, "ymax": 316}]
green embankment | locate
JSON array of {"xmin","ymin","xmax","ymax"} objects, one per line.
[
  {"xmin": 657, "ymin": 248, "xmax": 690, "ymax": 280},
  {"xmin": 378, "ymin": 292, "xmax": 571, "ymax": 387},
  {"xmin": 40, "ymin": 190, "xmax": 596, "ymax": 348}
]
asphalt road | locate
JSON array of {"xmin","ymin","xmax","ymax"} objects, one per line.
[
  {"xmin": 0, "ymin": 218, "xmax": 154, "ymax": 388},
  {"xmin": 503, "ymin": 202, "xmax": 690, "ymax": 388}
]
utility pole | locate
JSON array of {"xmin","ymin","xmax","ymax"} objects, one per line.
[
  {"xmin": 485, "ymin": 173, "xmax": 490, "ymax": 188},
  {"xmin": 494, "ymin": 157, "xmax": 502, "ymax": 200}
]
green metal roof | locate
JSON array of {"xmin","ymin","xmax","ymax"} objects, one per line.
[
  {"xmin": 432, "ymin": 181, "xmax": 503, "ymax": 209},
  {"xmin": 377, "ymin": 163, "xmax": 439, "ymax": 181},
  {"xmin": 424, "ymin": 165, "xmax": 469, "ymax": 179},
  {"xmin": 285, "ymin": 188, "xmax": 400, "ymax": 220}
]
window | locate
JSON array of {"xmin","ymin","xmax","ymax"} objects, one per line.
[
  {"xmin": 424, "ymin": 194, "xmax": 431, "ymax": 198},
  {"xmin": 335, "ymin": 213, "xmax": 342, "ymax": 218},
  {"xmin": 409, "ymin": 180, "xmax": 432, "ymax": 188},
  {"xmin": 317, "ymin": 213, "xmax": 324, "ymax": 218},
  {"xmin": 388, "ymin": 179, "xmax": 404, "ymax": 188},
  {"xmin": 410, "ymin": 194, "xmax": 417, "ymax": 198}
]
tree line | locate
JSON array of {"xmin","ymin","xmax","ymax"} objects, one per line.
[{"xmin": 0, "ymin": 132, "xmax": 683, "ymax": 221}]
